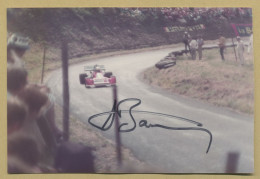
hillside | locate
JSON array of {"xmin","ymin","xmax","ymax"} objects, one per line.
[{"xmin": 7, "ymin": 8, "xmax": 252, "ymax": 58}]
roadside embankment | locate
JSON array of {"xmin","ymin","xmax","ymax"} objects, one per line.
[{"xmin": 142, "ymin": 46, "xmax": 254, "ymax": 114}]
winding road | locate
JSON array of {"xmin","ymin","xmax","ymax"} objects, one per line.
[{"xmin": 47, "ymin": 47, "xmax": 253, "ymax": 173}]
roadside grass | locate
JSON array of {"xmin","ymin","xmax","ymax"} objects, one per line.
[
  {"xmin": 23, "ymin": 43, "xmax": 61, "ymax": 83},
  {"xmin": 142, "ymin": 47, "xmax": 254, "ymax": 114},
  {"xmin": 54, "ymin": 105, "xmax": 147, "ymax": 172}
]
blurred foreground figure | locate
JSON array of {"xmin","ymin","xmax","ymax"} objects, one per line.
[
  {"xmin": 7, "ymin": 33, "xmax": 29, "ymax": 67},
  {"xmin": 7, "ymin": 98, "xmax": 27, "ymax": 135},
  {"xmin": 54, "ymin": 142, "xmax": 95, "ymax": 173},
  {"xmin": 8, "ymin": 134, "xmax": 42, "ymax": 173},
  {"xmin": 7, "ymin": 33, "xmax": 63, "ymax": 173},
  {"xmin": 7, "ymin": 66, "xmax": 28, "ymax": 95}
]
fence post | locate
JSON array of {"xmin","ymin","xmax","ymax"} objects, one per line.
[
  {"xmin": 225, "ymin": 152, "xmax": 240, "ymax": 173},
  {"xmin": 41, "ymin": 46, "xmax": 46, "ymax": 84},
  {"xmin": 62, "ymin": 41, "xmax": 70, "ymax": 141},
  {"xmin": 112, "ymin": 85, "xmax": 122, "ymax": 166}
]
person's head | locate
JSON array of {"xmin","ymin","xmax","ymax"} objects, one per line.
[
  {"xmin": 237, "ymin": 36, "xmax": 241, "ymax": 41},
  {"xmin": 17, "ymin": 85, "xmax": 48, "ymax": 116},
  {"xmin": 94, "ymin": 65, "xmax": 101, "ymax": 72},
  {"xmin": 184, "ymin": 31, "xmax": 188, "ymax": 34},
  {"xmin": 7, "ymin": 98, "xmax": 28, "ymax": 135},
  {"xmin": 7, "ymin": 66, "xmax": 28, "ymax": 94}
]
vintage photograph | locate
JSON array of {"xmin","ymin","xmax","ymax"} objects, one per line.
[{"xmin": 7, "ymin": 8, "xmax": 253, "ymax": 173}]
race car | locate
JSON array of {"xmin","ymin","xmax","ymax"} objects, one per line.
[{"xmin": 79, "ymin": 65, "xmax": 116, "ymax": 88}]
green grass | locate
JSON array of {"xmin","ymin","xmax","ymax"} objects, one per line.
[{"xmin": 22, "ymin": 43, "xmax": 61, "ymax": 83}]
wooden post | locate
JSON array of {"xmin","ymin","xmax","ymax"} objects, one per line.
[
  {"xmin": 41, "ymin": 46, "xmax": 46, "ymax": 84},
  {"xmin": 225, "ymin": 152, "xmax": 240, "ymax": 173},
  {"xmin": 112, "ymin": 85, "xmax": 122, "ymax": 166},
  {"xmin": 62, "ymin": 41, "xmax": 70, "ymax": 141}
]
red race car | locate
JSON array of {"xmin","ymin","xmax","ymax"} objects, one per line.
[{"xmin": 79, "ymin": 65, "xmax": 116, "ymax": 88}]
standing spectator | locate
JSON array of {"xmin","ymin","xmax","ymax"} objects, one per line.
[
  {"xmin": 218, "ymin": 34, "xmax": 226, "ymax": 61},
  {"xmin": 8, "ymin": 133, "xmax": 42, "ymax": 173},
  {"xmin": 247, "ymin": 32, "xmax": 253, "ymax": 54},
  {"xmin": 197, "ymin": 35, "xmax": 204, "ymax": 60},
  {"xmin": 183, "ymin": 31, "xmax": 191, "ymax": 51},
  {"xmin": 7, "ymin": 66, "xmax": 28, "ymax": 95},
  {"xmin": 7, "ymin": 98, "xmax": 27, "ymax": 135},
  {"xmin": 236, "ymin": 36, "xmax": 245, "ymax": 65},
  {"xmin": 189, "ymin": 37, "xmax": 198, "ymax": 60}
]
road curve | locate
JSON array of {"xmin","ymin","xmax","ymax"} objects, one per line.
[{"xmin": 47, "ymin": 47, "xmax": 253, "ymax": 173}]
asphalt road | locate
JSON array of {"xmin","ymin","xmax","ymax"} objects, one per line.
[{"xmin": 47, "ymin": 47, "xmax": 254, "ymax": 173}]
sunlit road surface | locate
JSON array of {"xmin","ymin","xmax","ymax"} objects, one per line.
[{"xmin": 47, "ymin": 47, "xmax": 254, "ymax": 173}]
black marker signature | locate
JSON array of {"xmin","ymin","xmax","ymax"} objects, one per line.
[{"xmin": 88, "ymin": 98, "xmax": 213, "ymax": 153}]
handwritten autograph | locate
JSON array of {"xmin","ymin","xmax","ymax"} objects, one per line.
[{"xmin": 88, "ymin": 98, "xmax": 213, "ymax": 153}]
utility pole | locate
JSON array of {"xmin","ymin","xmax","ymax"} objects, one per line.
[
  {"xmin": 62, "ymin": 41, "xmax": 70, "ymax": 141},
  {"xmin": 112, "ymin": 85, "xmax": 122, "ymax": 166}
]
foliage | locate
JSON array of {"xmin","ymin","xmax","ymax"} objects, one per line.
[{"xmin": 7, "ymin": 8, "xmax": 252, "ymax": 45}]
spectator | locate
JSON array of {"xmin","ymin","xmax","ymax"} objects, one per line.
[
  {"xmin": 7, "ymin": 97, "xmax": 28, "ymax": 135},
  {"xmin": 7, "ymin": 66, "xmax": 28, "ymax": 95},
  {"xmin": 54, "ymin": 142, "xmax": 95, "ymax": 173},
  {"xmin": 8, "ymin": 133, "xmax": 43, "ymax": 173},
  {"xmin": 247, "ymin": 32, "xmax": 253, "ymax": 54},
  {"xmin": 218, "ymin": 34, "xmax": 226, "ymax": 61},
  {"xmin": 7, "ymin": 66, "xmax": 62, "ymax": 143},
  {"xmin": 7, "ymin": 33, "xmax": 65, "ymax": 174},
  {"xmin": 236, "ymin": 36, "xmax": 245, "ymax": 65},
  {"xmin": 189, "ymin": 37, "xmax": 198, "ymax": 60},
  {"xmin": 17, "ymin": 83, "xmax": 63, "ymax": 151},
  {"xmin": 183, "ymin": 31, "xmax": 191, "ymax": 51},
  {"xmin": 17, "ymin": 85, "xmax": 49, "ymax": 118},
  {"xmin": 197, "ymin": 35, "xmax": 204, "ymax": 60},
  {"xmin": 15, "ymin": 85, "xmax": 50, "ymax": 155},
  {"xmin": 7, "ymin": 34, "xmax": 62, "ymax": 142},
  {"xmin": 37, "ymin": 84, "xmax": 63, "ymax": 141}
]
